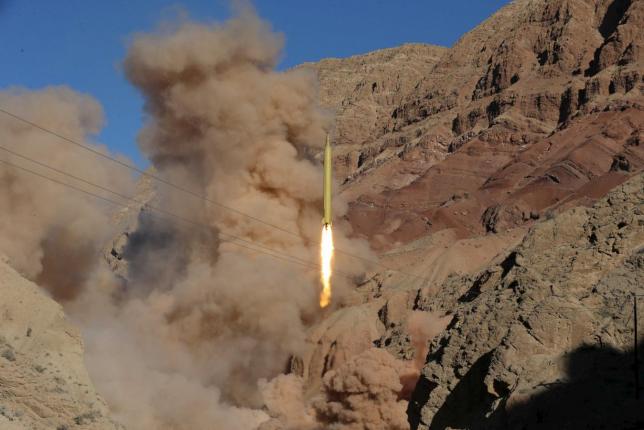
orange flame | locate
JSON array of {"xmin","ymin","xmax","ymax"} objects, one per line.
[{"xmin": 320, "ymin": 224, "xmax": 334, "ymax": 308}]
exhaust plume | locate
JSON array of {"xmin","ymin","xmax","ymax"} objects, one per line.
[
  {"xmin": 85, "ymin": 6, "xmax": 373, "ymax": 429},
  {"xmin": 259, "ymin": 348, "xmax": 415, "ymax": 430},
  {"xmin": 320, "ymin": 224, "xmax": 334, "ymax": 308}
]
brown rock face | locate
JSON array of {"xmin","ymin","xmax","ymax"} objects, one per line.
[
  {"xmin": 299, "ymin": 44, "xmax": 448, "ymax": 180},
  {"xmin": 290, "ymin": 1, "xmax": 643, "ymax": 428},
  {"xmin": 303, "ymin": 0, "xmax": 643, "ymax": 251},
  {"xmin": 408, "ymin": 172, "xmax": 644, "ymax": 430},
  {"xmin": 0, "ymin": 258, "xmax": 122, "ymax": 430}
]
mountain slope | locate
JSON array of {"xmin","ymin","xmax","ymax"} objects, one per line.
[
  {"xmin": 408, "ymin": 172, "xmax": 644, "ymax": 429},
  {"xmin": 299, "ymin": 44, "xmax": 447, "ymax": 180},
  {"xmin": 295, "ymin": 1, "xmax": 644, "ymax": 428},
  {"xmin": 0, "ymin": 258, "xmax": 122, "ymax": 430},
  {"xmin": 305, "ymin": 0, "xmax": 643, "ymax": 251}
]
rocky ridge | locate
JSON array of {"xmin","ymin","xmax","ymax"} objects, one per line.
[
  {"xmin": 299, "ymin": 44, "xmax": 447, "ymax": 180},
  {"xmin": 304, "ymin": 0, "xmax": 644, "ymax": 251},
  {"xmin": 0, "ymin": 1, "xmax": 642, "ymax": 429}
]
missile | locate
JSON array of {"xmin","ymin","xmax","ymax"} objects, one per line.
[{"xmin": 323, "ymin": 134, "xmax": 332, "ymax": 226}]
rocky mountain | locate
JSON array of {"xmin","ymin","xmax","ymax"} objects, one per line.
[
  {"xmin": 292, "ymin": 0, "xmax": 644, "ymax": 428},
  {"xmin": 305, "ymin": 0, "xmax": 643, "ymax": 251},
  {"xmin": 408, "ymin": 171, "xmax": 643, "ymax": 429},
  {"xmin": 0, "ymin": 258, "xmax": 122, "ymax": 430},
  {"xmin": 1, "ymin": 0, "xmax": 642, "ymax": 429}
]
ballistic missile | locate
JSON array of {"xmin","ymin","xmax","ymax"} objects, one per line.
[{"xmin": 323, "ymin": 134, "xmax": 332, "ymax": 226}]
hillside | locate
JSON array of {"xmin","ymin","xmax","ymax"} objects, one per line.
[
  {"xmin": 0, "ymin": 258, "xmax": 121, "ymax": 430},
  {"xmin": 304, "ymin": 0, "xmax": 643, "ymax": 252},
  {"xmin": 409, "ymin": 172, "xmax": 644, "ymax": 429}
]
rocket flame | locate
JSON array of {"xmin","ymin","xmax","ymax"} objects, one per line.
[{"xmin": 320, "ymin": 223, "xmax": 334, "ymax": 308}]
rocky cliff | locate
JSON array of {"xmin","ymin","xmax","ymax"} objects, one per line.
[
  {"xmin": 408, "ymin": 171, "xmax": 643, "ymax": 429},
  {"xmin": 304, "ymin": 0, "xmax": 643, "ymax": 251},
  {"xmin": 299, "ymin": 44, "xmax": 447, "ymax": 180},
  {"xmin": 1, "ymin": 1, "xmax": 642, "ymax": 429},
  {"xmin": 0, "ymin": 258, "xmax": 122, "ymax": 430}
]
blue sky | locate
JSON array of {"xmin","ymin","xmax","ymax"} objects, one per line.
[{"xmin": 0, "ymin": 0, "xmax": 509, "ymax": 166}]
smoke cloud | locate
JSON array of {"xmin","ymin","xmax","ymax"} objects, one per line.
[
  {"xmin": 257, "ymin": 310, "xmax": 450, "ymax": 430},
  {"xmin": 313, "ymin": 348, "xmax": 412, "ymax": 430},
  {"xmin": 258, "ymin": 348, "xmax": 415, "ymax": 430},
  {"xmin": 0, "ymin": 87, "xmax": 134, "ymax": 300},
  {"xmin": 0, "ymin": 6, "xmax": 377, "ymax": 430}
]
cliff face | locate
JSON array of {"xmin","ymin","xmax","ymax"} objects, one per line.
[
  {"xmin": 408, "ymin": 172, "xmax": 644, "ymax": 430},
  {"xmin": 0, "ymin": 258, "xmax": 122, "ymax": 430},
  {"xmin": 1, "ymin": 2, "xmax": 641, "ymax": 430},
  {"xmin": 295, "ymin": 1, "xmax": 644, "ymax": 428},
  {"xmin": 299, "ymin": 44, "xmax": 448, "ymax": 180},
  {"xmin": 305, "ymin": 0, "xmax": 643, "ymax": 251}
]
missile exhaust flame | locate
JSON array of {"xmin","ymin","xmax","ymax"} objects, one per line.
[{"xmin": 320, "ymin": 223, "xmax": 333, "ymax": 308}]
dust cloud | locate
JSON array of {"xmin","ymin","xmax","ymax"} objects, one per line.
[
  {"xmin": 0, "ymin": 87, "xmax": 134, "ymax": 300},
  {"xmin": 0, "ymin": 6, "xmax": 383, "ymax": 430},
  {"xmin": 407, "ymin": 311, "xmax": 451, "ymax": 371},
  {"xmin": 259, "ymin": 348, "xmax": 415, "ymax": 430},
  {"xmin": 313, "ymin": 348, "xmax": 412, "ymax": 430},
  {"xmin": 257, "ymin": 312, "xmax": 450, "ymax": 430}
]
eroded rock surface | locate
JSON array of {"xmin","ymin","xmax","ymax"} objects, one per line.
[
  {"xmin": 0, "ymin": 258, "xmax": 122, "ymax": 430},
  {"xmin": 303, "ymin": 0, "xmax": 643, "ymax": 251},
  {"xmin": 409, "ymin": 173, "xmax": 644, "ymax": 429},
  {"xmin": 299, "ymin": 44, "xmax": 447, "ymax": 180}
]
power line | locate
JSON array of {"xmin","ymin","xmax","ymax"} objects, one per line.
[
  {"xmin": 0, "ymin": 106, "xmax": 429, "ymax": 282},
  {"xmin": 0, "ymin": 144, "xmax": 370, "ymax": 280},
  {"xmin": 0, "ymin": 154, "xmax": 359, "ymax": 281},
  {"xmin": 0, "ymin": 144, "xmax": 322, "ymax": 270},
  {"xmin": 0, "ymin": 155, "xmax": 356, "ymax": 279}
]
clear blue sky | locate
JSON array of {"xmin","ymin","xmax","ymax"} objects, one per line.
[{"xmin": 0, "ymin": 0, "xmax": 509, "ymax": 166}]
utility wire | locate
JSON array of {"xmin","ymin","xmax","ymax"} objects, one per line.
[
  {"xmin": 0, "ymin": 154, "xmax": 359, "ymax": 281},
  {"xmin": 0, "ymin": 144, "xmax": 362, "ymax": 279},
  {"xmin": 0, "ymin": 155, "xmax": 352, "ymax": 279},
  {"xmin": 0, "ymin": 107, "xmax": 428, "ymax": 282}
]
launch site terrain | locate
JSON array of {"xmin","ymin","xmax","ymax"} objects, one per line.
[{"xmin": 0, "ymin": 0, "xmax": 643, "ymax": 429}]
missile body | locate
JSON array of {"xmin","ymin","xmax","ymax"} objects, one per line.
[{"xmin": 323, "ymin": 135, "xmax": 332, "ymax": 226}]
